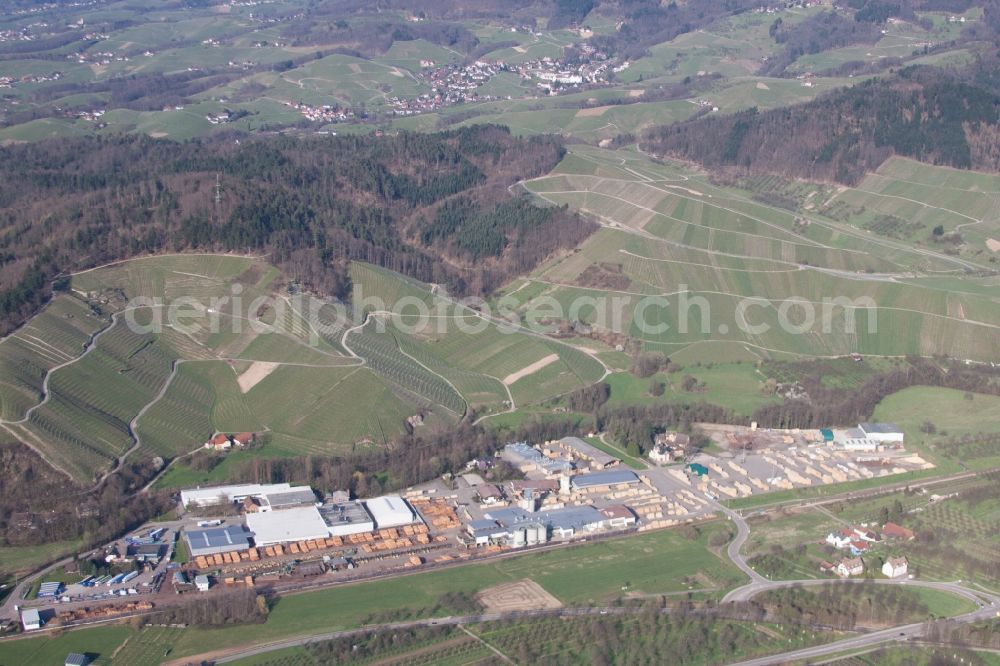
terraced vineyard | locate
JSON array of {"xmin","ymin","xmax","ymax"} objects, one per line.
[
  {"xmin": 346, "ymin": 321, "xmax": 467, "ymax": 416},
  {"xmin": 520, "ymin": 146, "xmax": 1000, "ymax": 362}
]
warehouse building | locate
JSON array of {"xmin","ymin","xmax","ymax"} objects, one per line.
[
  {"xmin": 246, "ymin": 505, "xmax": 332, "ymax": 546},
  {"xmin": 185, "ymin": 524, "xmax": 253, "ymax": 558},
  {"xmin": 21, "ymin": 608, "xmax": 41, "ymax": 631},
  {"xmin": 551, "ymin": 436, "xmax": 618, "ymax": 469},
  {"xmin": 858, "ymin": 423, "xmax": 904, "ymax": 444},
  {"xmin": 502, "ymin": 442, "xmax": 572, "ymax": 476},
  {"xmin": 180, "ymin": 483, "xmax": 294, "ymax": 508},
  {"xmin": 570, "ymin": 469, "xmax": 640, "ymax": 490},
  {"xmin": 841, "ymin": 438, "xmax": 882, "ymax": 452},
  {"xmin": 256, "ymin": 487, "xmax": 319, "ymax": 512},
  {"xmin": 364, "ymin": 495, "xmax": 420, "ymax": 529},
  {"xmin": 485, "ymin": 504, "xmax": 626, "ymax": 541},
  {"xmin": 318, "ymin": 500, "xmax": 375, "ymax": 537}
]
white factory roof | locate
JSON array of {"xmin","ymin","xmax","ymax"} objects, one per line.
[
  {"xmin": 364, "ymin": 495, "xmax": 418, "ymax": 528},
  {"xmin": 246, "ymin": 506, "xmax": 330, "ymax": 545},
  {"xmin": 180, "ymin": 483, "xmax": 292, "ymax": 506}
]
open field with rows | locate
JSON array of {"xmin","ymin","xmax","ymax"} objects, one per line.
[
  {"xmin": 5, "ymin": 256, "xmax": 616, "ymax": 481},
  {"xmin": 519, "ymin": 146, "xmax": 1000, "ymax": 362}
]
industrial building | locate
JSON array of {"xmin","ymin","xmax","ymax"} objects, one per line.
[
  {"xmin": 185, "ymin": 524, "xmax": 253, "ymax": 558},
  {"xmin": 502, "ymin": 442, "xmax": 572, "ymax": 476},
  {"xmin": 37, "ymin": 582, "xmax": 63, "ymax": 598},
  {"xmin": 254, "ymin": 487, "xmax": 319, "ymax": 512},
  {"xmin": 858, "ymin": 423, "xmax": 904, "ymax": 444},
  {"xmin": 21, "ymin": 608, "xmax": 41, "ymax": 631},
  {"xmin": 484, "ymin": 504, "xmax": 631, "ymax": 541},
  {"xmin": 569, "ymin": 469, "xmax": 640, "ymax": 490},
  {"xmin": 550, "ymin": 436, "xmax": 618, "ymax": 469},
  {"xmin": 195, "ymin": 574, "xmax": 211, "ymax": 592},
  {"xmin": 246, "ymin": 505, "xmax": 332, "ymax": 546},
  {"xmin": 180, "ymin": 483, "xmax": 294, "ymax": 508},
  {"xmin": 364, "ymin": 495, "xmax": 419, "ymax": 529},
  {"xmin": 840, "ymin": 438, "xmax": 882, "ymax": 452},
  {"xmin": 318, "ymin": 500, "xmax": 375, "ymax": 537}
]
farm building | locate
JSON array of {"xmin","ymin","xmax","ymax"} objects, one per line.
[
  {"xmin": 65, "ymin": 654, "xmax": 90, "ymax": 666},
  {"xmin": 882, "ymin": 556, "xmax": 909, "ymax": 578},
  {"xmin": 858, "ymin": 423, "xmax": 904, "ymax": 444},
  {"xmin": 246, "ymin": 506, "xmax": 332, "ymax": 546},
  {"xmin": 551, "ymin": 436, "xmax": 618, "ymax": 469},
  {"xmin": 318, "ymin": 500, "xmax": 375, "ymax": 537},
  {"xmin": 882, "ymin": 522, "xmax": 915, "ymax": 540},
  {"xmin": 180, "ymin": 483, "xmax": 294, "ymax": 508},
  {"xmin": 185, "ymin": 524, "xmax": 253, "ymax": 558},
  {"xmin": 570, "ymin": 469, "xmax": 639, "ymax": 490},
  {"xmin": 20, "ymin": 608, "xmax": 41, "ymax": 631},
  {"xmin": 364, "ymin": 496, "xmax": 419, "ymax": 529}
]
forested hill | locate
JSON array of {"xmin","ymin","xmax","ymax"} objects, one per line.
[
  {"xmin": 0, "ymin": 126, "xmax": 595, "ymax": 335},
  {"xmin": 640, "ymin": 69, "xmax": 1000, "ymax": 185}
]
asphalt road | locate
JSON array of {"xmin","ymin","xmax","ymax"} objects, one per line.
[{"xmin": 727, "ymin": 604, "xmax": 1000, "ymax": 666}]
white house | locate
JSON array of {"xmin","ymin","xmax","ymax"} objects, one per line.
[
  {"xmin": 826, "ymin": 531, "xmax": 853, "ymax": 549},
  {"xmin": 836, "ymin": 557, "xmax": 864, "ymax": 577},
  {"xmin": 195, "ymin": 574, "xmax": 210, "ymax": 592},
  {"xmin": 882, "ymin": 556, "xmax": 909, "ymax": 578}
]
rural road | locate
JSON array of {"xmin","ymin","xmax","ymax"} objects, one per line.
[{"xmin": 727, "ymin": 603, "xmax": 1000, "ymax": 666}]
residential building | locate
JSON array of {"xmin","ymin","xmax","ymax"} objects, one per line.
[
  {"xmin": 195, "ymin": 574, "xmax": 210, "ymax": 592},
  {"xmin": 836, "ymin": 557, "xmax": 864, "ymax": 577},
  {"xmin": 205, "ymin": 433, "xmax": 231, "ymax": 450},
  {"xmin": 825, "ymin": 530, "xmax": 853, "ymax": 549},
  {"xmin": 882, "ymin": 556, "xmax": 909, "ymax": 578}
]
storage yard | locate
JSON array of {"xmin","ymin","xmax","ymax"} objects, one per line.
[{"xmin": 11, "ymin": 420, "xmax": 935, "ymax": 632}]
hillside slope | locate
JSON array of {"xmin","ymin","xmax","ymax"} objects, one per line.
[{"xmin": 640, "ymin": 68, "xmax": 1000, "ymax": 185}]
